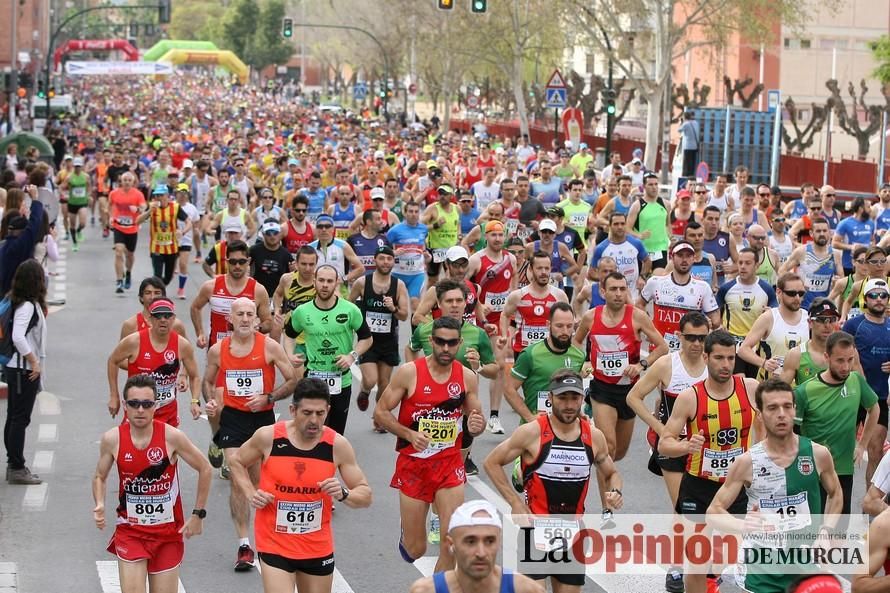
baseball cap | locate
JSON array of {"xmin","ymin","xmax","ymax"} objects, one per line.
[
  {"xmin": 538, "ymin": 219, "xmax": 557, "ymax": 232},
  {"xmin": 151, "ymin": 183, "xmax": 169, "ymax": 196},
  {"xmin": 788, "ymin": 575, "xmax": 843, "ymax": 593},
  {"xmin": 448, "ymin": 500, "xmax": 501, "ymax": 533},
  {"xmin": 864, "ymin": 278, "xmax": 889, "ymax": 295},
  {"xmin": 676, "ymin": 189, "xmax": 692, "ymax": 200},
  {"xmin": 148, "ymin": 298, "xmax": 175, "ymax": 316},
  {"xmin": 287, "ymin": 158, "xmax": 299, "ymax": 166},
  {"xmin": 375, "ymin": 245, "xmax": 395, "ymax": 257},
  {"xmin": 579, "ymin": 142, "xmax": 589, "ymax": 150},
  {"xmin": 72, "ymin": 157, "xmax": 84, "ymax": 167},
  {"xmin": 437, "ymin": 183, "xmax": 455, "ymax": 196},
  {"xmin": 315, "ymin": 214, "xmax": 335, "ymax": 226},
  {"xmin": 370, "ymin": 187, "xmax": 385, "ymax": 200},
  {"xmin": 446, "ymin": 246, "xmax": 469, "ymax": 262},
  {"xmin": 422, "ymin": 144, "xmax": 434, "ymax": 153},
  {"xmin": 182, "ymin": 159, "xmax": 194, "ymax": 169},
  {"xmin": 484, "ymin": 221, "xmax": 505, "ymax": 234},
  {"xmin": 808, "ymin": 298, "xmax": 839, "ymax": 318},
  {"xmin": 549, "ymin": 373, "xmax": 584, "ymax": 396},
  {"xmin": 7, "ymin": 214, "xmax": 27, "ymax": 231},
  {"xmin": 175, "ymin": 183, "xmax": 190, "ymax": 193},
  {"xmin": 261, "ymin": 221, "xmax": 281, "ymax": 234},
  {"xmin": 374, "ymin": 150, "xmax": 385, "ymax": 159},
  {"xmin": 547, "ymin": 206, "xmax": 565, "ymax": 218},
  {"xmin": 221, "ymin": 219, "xmax": 243, "ymax": 234},
  {"xmin": 670, "ymin": 241, "xmax": 695, "ymax": 256}
]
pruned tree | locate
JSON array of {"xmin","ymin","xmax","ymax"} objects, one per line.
[
  {"xmin": 826, "ymin": 78, "xmax": 889, "ymax": 160},
  {"xmin": 566, "ymin": 71, "xmax": 636, "ymax": 131},
  {"xmin": 671, "ymin": 78, "xmax": 711, "ymax": 122},
  {"xmin": 723, "ymin": 76, "xmax": 764, "ymax": 108},
  {"xmin": 781, "ymin": 97, "xmax": 828, "ymax": 154}
]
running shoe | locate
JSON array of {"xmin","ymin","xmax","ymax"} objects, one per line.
[
  {"xmin": 428, "ymin": 514, "xmax": 440, "ymax": 544},
  {"xmin": 706, "ymin": 576, "xmax": 721, "ymax": 593},
  {"xmin": 177, "ymin": 287, "xmax": 186, "ymax": 300},
  {"xmin": 234, "ymin": 544, "xmax": 254, "ymax": 571},
  {"xmin": 208, "ymin": 441, "xmax": 224, "ymax": 468},
  {"xmin": 464, "ymin": 456, "xmax": 479, "ymax": 476},
  {"xmin": 356, "ymin": 391, "xmax": 370, "ymax": 412},
  {"xmin": 600, "ymin": 509, "xmax": 616, "ymax": 529},
  {"xmin": 72, "ymin": 244, "xmax": 79, "ymax": 252},
  {"xmin": 115, "ymin": 280, "xmax": 124, "ymax": 295},
  {"xmin": 487, "ymin": 416, "xmax": 504, "ymax": 434},
  {"xmin": 124, "ymin": 272, "xmax": 131, "ymax": 290},
  {"xmin": 220, "ymin": 462, "xmax": 231, "ymax": 480},
  {"xmin": 665, "ymin": 568, "xmax": 684, "ymax": 592},
  {"xmin": 511, "ymin": 457, "xmax": 524, "ymax": 493},
  {"xmin": 102, "ymin": 227, "xmax": 109, "ymax": 239},
  {"xmin": 76, "ymin": 230, "xmax": 84, "ymax": 242}
]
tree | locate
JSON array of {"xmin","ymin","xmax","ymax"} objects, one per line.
[
  {"xmin": 723, "ymin": 76, "xmax": 764, "ymax": 108},
  {"xmin": 218, "ymin": 0, "xmax": 259, "ymax": 64},
  {"xmin": 566, "ymin": 0, "xmax": 837, "ymax": 171},
  {"xmin": 246, "ymin": 0, "xmax": 294, "ymax": 71},
  {"xmin": 871, "ymin": 35, "xmax": 890, "ymax": 86},
  {"xmin": 671, "ymin": 78, "xmax": 711, "ymax": 122},
  {"xmin": 826, "ymin": 78, "xmax": 889, "ymax": 160},
  {"xmin": 168, "ymin": 0, "xmax": 221, "ymax": 41},
  {"xmin": 781, "ymin": 97, "xmax": 827, "ymax": 154}
]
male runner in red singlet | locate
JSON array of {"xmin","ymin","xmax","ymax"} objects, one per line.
[
  {"xmin": 119, "ymin": 277, "xmax": 188, "ymax": 339},
  {"xmin": 281, "ymin": 194, "xmax": 315, "ymax": 254},
  {"xmin": 466, "ymin": 221, "xmax": 516, "ymax": 435},
  {"xmin": 107, "ymin": 297, "xmax": 202, "ymax": 427},
  {"xmin": 203, "ymin": 297, "xmax": 297, "ymax": 572},
  {"xmin": 499, "ymin": 251, "xmax": 568, "ymax": 357},
  {"xmin": 374, "ymin": 316, "xmax": 486, "ymax": 572},
  {"xmin": 854, "ymin": 505, "xmax": 890, "ymax": 592},
  {"xmin": 484, "ymin": 369, "xmax": 623, "ymax": 593},
  {"xmin": 92, "ymin": 374, "xmax": 212, "ymax": 593},
  {"xmin": 230, "ymin": 378, "xmax": 372, "ymax": 593}
]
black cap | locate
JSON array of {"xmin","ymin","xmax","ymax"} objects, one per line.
[
  {"xmin": 547, "ymin": 206, "xmax": 565, "ymax": 218},
  {"xmin": 548, "ymin": 374, "xmax": 584, "ymax": 396},
  {"xmin": 808, "ymin": 298, "xmax": 839, "ymax": 318},
  {"xmin": 7, "ymin": 215, "xmax": 27, "ymax": 231},
  {"xmin": 375, "ymin": 245, "xmax": 395, "ymax": 257}
]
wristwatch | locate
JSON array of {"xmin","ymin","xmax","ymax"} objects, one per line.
[
  {"xmin": 338, "ymin": 487, "xmax": 350, "ymax": 502},
  {"xmin": 639, "ymin": 359, "xmax": 649, "ymax": 370},
  {"xmin": 267, "ymin": 393, "xmax": 275, "ymax": 405},
  {"xmin": 350, "ymin": 351, "xmax": 359, "ymax": 363},
  {"xmin": 192, "ymin": 508, "xmax": 207, "ymax": 519}
]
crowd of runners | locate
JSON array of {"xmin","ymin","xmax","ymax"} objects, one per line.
[{"xmin": 2, "ymin": 71, "xmax": 886, "ymax": 593}]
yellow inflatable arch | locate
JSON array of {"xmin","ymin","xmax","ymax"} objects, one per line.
[{"xmin": 157, "ymin": 49, "xmax": 249, "ymax": 85}]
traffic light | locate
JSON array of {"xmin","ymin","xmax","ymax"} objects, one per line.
[
  {"xmin": 129, "ymin": 23, "xmax": 139, "ymax": 38},
  {"xmin": 282, "ymin": 17, "xmax": 293, "ymax": 38},
  {"xmin": 470, "ymin": 0, "xmax": 487, "ymax": 13},
  {"xmin": 48, "ymin": 86, "xmax": 55, "ymax": 99},
  {"xmin": 602, "ymin": 88, "xmax": 617, "ymax": 115},
  {"xmin": 16, "ymin": 88, "xmax": 26, "ymax": 98},
  {"xmin": 158, "ymin": 0, "xmax": 171, "ymax": 24},
  {"xmin": 437, "ymin": 0, "xmax": 454, "ymax": 9},
  {"xmin": 36, "ymin": 80, "xmax": 45, "ymax": 99}
]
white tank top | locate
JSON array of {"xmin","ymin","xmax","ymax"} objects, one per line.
[
  {"xmin": 193, "ymin": 175, "xmax": 211, "ymax": 212},
  {"xmin": 769, "ymin": 233, "xmax": 794, "ymax": 264},
  {"xmin": 665, "ymin": 351, "xmax": 708, "ymax": 398},
  {"xmin": 763, "ymin": 308, "xmax": 809, "ymax": 368}
]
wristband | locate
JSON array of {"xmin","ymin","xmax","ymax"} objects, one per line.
[
  {"xmin": 610, "ymin": 488, "xmax": 622, "ymax": 496},
  {"xmin": 350, "ymin": 350, "xmax": 359, "ymax": 362},
  {"xmin": 190, "ymin": 399, "xmax": 200, "ymax": 404}
]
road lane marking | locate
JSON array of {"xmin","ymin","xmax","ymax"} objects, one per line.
[
  {"xmin": 37, "ymin": 423, "xmax": 57, "ymax": 443},
  {"xmin": 412, "ymin": 556, "xmax": 437, "ymax": 577},
  {"xmin": 97, "ymin": 561, "xmax": 186, "ymax": 593},
  {"xmin": 21, "ymin": 483, "xmax": 48, "ymax": 511},
  {"xmin": 37, "ymin": 391, "xmax": 61, "ymax": 416},
  {"xmin": 31, "ymin": 450, "xmax": 54, "ymax": 474},
  {"xmin": 0, "ymin": 561, "xmax": 17, "ymax": 592},
  {"xmin": 332, "ymin": 569, "xmax": 355, "ymax": 593}
]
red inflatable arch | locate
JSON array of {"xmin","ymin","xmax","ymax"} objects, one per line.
[{"xmin": 53, "ymin": 39, "xmax": 139, "ymax": 70}]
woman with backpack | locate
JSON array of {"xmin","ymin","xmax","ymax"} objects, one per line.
[{"xmin": 4, "ymin": 259, "xmax": 47, "ymax": 485}]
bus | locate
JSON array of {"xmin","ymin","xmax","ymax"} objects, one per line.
[{"xmin": 31, "ymin": 95, "xmax": 75, "ymax": 135}]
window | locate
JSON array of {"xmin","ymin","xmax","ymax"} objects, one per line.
[
  {"xmin": 796, "ymin": 108, "xmax": 810, "ymax": 123},
  {"xmin": 784, "ymin": 38, "xmax": 792, "ymax": 48},
  {"xmin": 800, "ymin": 39, "xmax": 812, "ymax": 49},
  {"xmin": 586, "ymin": 53, "xmax": 596, "ymax": 74},
  {"xmin": 819, "ymin": 39, "xmax": 847, "ymax": 49}
]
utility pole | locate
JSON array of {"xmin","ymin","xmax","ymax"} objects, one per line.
[{"xmin": 9, "ymin": 0, "xmax": 18, "ymax": 133}]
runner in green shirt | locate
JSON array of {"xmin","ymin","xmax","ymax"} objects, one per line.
[
  {"xmin": 284, "ymin": 265, "xmax": 373, "ymax": 435},
  {"xmin": 557, "ymin": 179, "xmax": 594, "ymax": 248},
  {"xmin": 62, "ymin": 158, "xmax": 91, "ymax": 251},
  {"xmin": 626, "ymin": 172, "xmax": 670, "ymax": 266},
  {"xmin": 794, "ymin": 330, "xmax": 879, "ymax": 514}
]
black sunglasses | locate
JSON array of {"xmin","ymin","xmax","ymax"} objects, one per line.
[
  {"xmin": 682, "ymin": 334, "xmax": 707, "ymax": 343},
  {"xmin": 431, "ymin": 336, "xmax": 461, "ymax": 348},
  {"xmin": 125, "ymin": 399, "xmax": 157, "ymax": 410},
  {"xmin": 293, "ymin": 208, "xmax": 307, "ymax": 213},
  {"xmin": 227, "ymin": 258, "xmax": 249, "ymax": 266},
  {"xmin": 151, "ymin": 312, "xmax": 174, "ymax": 319},
  {"xmin": 783, "ymin": 290, "xmax": 806, "ymax": 297},
  {"xmin": 866, "ymin": 292, "xmax": 889, "ymax": 300}
]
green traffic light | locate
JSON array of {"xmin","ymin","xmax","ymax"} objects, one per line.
[
  {"xmin": 471, "ymin": 0, "xmax": 487, "ymax": 13},
  {"xmin": 606, "ymin": 105, "xmax": 616, "ymax": 115}
]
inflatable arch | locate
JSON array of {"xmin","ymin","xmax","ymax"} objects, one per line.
[
  {"xmin": 157, "ymin": 49, "xmax": 249, "ymax": 85},
  {"xmin": 143, "ymin": 40, "xmax": 219, "ymax": 62},
  {"xmin": 53, "ymin": 39, "xmax": 138, "ymax": 69}
]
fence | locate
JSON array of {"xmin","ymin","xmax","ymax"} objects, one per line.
[{"xmin": 691, "ymin": 107, "xmax": 776, "ymax": 184}]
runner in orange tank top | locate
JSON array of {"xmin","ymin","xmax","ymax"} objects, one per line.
[
  {"xmin": 107, "ymin": 298, "xmax": 202, "ymax": 426},
  {"xmin": 203, "ymin": 297, "xmax": 297, "ymax": 573},
  {"xmin": 93, "ymin": 374, "xmax": 212, "ymax": 593},
  {"xmin": 230, "ymin": 378, "xmax": 371, "ymax": 593},
  {"xmin": 374, "ymin": 316, "xmax": 486, "ymax": 573}
]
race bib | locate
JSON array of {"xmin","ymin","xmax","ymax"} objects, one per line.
[
  {"xmin": 807, "ymin": 275, "xmax": 831, "ymax": 292},
  {"xmin": 215, "ymin": 330, "xmax": 232, "ymax": 343},
  {"xmin": 485, "ymin": 291, "xmax": 508, "ymax": 312},
  {"xmin": 308, "ymin": 370, "xmax": 342, "ymax": 395},
  {"xmin": 126, "ymin": 492, "xmax": 174, "ymax": 526},
  {"xmin": 117, "ymin": 216, "xmax": 134, "ymax": 226},
  {"xmin": 71, "ymin": 186, "xmax": 86, "ymax": 198},
  {"xmin": 568, "ymin": 212, "xmax": 588, "ymax": 228},
  {"xmin": 417, "ymin": 417, "xmax": 459, "ymax": 450},
  {"xmin": 516, "ymin": 226, "xmax": 532, "ymax": 241},
  {"xmin": 536, "ymin": 391, "xmax": 552, "ymax": 414},
  {"xmin": 533, "ymin": 517, "xmax": 580, "ymax": 552},
  {"xmin": 367, "ymin": 311, "xmax": 392, "ymax": 333},
  {"xmin": 275, "ymin": 500, "xmax": 323, "ymax": 534},
  {"xmin": 334, "ymin": 227, "xmax": 350, "ymax": 241},
  {"xmin": 665, "ymin": 332, "xmax": 680, "ymax": 352},
  {"xmin": 703, "ymin": 447, "xmax": 743, "ymax": 479},
  {"xmin": 431, "ymin": 248, "xmax": 447, "ymax": 264},
  {"xmin": 154, "ymin": 231, "xmax": 173, "ymax": 246},
  {"xmin": 225, "ymin": 369, "xmax": 263, "ymax": 398},
  {"xmin": 156, "ymin": 381, "xmax": 176, "ymax": 406},
  {"xmin": 396, "ymin": 250, "xmax": 424, "ymax": 274},
  {"xmin": 505, "ymin": 218, "xmax": 519, "ymax": 237},
  {"xmin": 759, "ymin": 492, "xmax": 812, "ymax": 532},
  {"xmin": 596, "ymin": 351, "xmax": 628, "ymax": 378},
  {"xmin": 522, "ymin": 325, "xmax": 548, "ymax": 346},
  {"xmin": 358, "ymin": 255, "xmax": 375, "ymax": 269}
]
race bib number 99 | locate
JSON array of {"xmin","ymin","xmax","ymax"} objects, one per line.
[{"xmin": 225, "ymin": 369, "xmax": 263, "ymax": 398}]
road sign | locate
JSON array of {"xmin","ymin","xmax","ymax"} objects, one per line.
[
  {"xmin": 408, "ymin": 82, "xmax": 417, "ymax": 95},
  {"xmin": 353, "ymin": 82, "xmax": 368, "ymax": 101},
  {"xmin": 466, "ymin": 95, "xmax": 480, "ymax": 109},
  {"xmin": 545, "ymin": 68, "xmax": 567, "ymax": 90},
  {"xmin": 65, "ymin": 61, "xmax": 173, "ymax": 76},
  {"xmin": 767, "ymin": 89, "xmax": 780, "ymax": 113},
  {"xmin": 545, "ymin": 88, "xmax": 567, "ymax": 109}
]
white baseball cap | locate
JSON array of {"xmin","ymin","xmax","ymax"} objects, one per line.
[
  {"xmin": 445, "ymin": 246, "xmax": 469, "ymax": 262},
  {"xmin": 538, "ymin": 219, "xmax": 557, "ymax": 232},
  {"xmin": 370, "ymin": 187, "xmax": 385, "ymax": 200},
  {"xmin": 374, "ymin": 149, "xmax": 386, "ymax": 159},
  {"xmin": 448, "ymin": 500, "xmax": 501, "ymax": 533},
  {"xmin": 72, "ymin": 157, "xmax": 84, "ymax": 167},
  {"xmin": 222, "ymin": 219, "xmax": 243, "ymax": 234},
  {"xmin": 182, "ymin": 159, "xmax": 194, "ymax": 169}
]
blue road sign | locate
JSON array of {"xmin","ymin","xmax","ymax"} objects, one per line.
[
  {"xmin": 353, "ymin": 82, "xmax": 368, "ymax": 101},
  {"xmin": 545, "ymin": 87, "xmax": 567, "ymax": 109}
]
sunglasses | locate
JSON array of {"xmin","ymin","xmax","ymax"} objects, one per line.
[
  {"xmin": 809, "ymin": 206, "xmax": 822, "ymax": 211},
  {"xmin": 125, "ymin": 399, "xmax": 157, "ymax": 410},
  {"xmin": 682, "ymin": 334, "xmax": 707, "ymax": 343},
  {"xmin": 748, "ymin": 235, "xmax": 767, "ymax": 240},
  {"xmin": 855, "ymin": 259, "xmax": 866, "ymax": 264},
  {"xmin": 823, "ymin": 193, "xmax": 836, "ymax": 197},
  {"xmin": 293, "ymin": 208, "xmax": 307, "ymax": 213},
  {"xmin": 772, "ymin": 217, "xmax": 786, "ymax": 223},
  {"xmin": 508, "ymin": 249, "xmax": 524, "ymax": 256},
  {"xmin": 694, "ymin": 190, "xmax": 707, "ymax": 194},
  {"xmin": 227, "ymin": 258, "xmax": 249, "ymax": 266},
  {"xmin": 783, "ymin": 290, "xmax": 806, "ymax": 297},
  {"xmin": 866, "ymin": 292, "xmax": 889, "ymax": 300},
  {"xmin": 316, "ymin": 224, "xmax": 333, "ymax": 230},
  {"xmin": 812, "ymin": 316, "xmax": 837, "ymax": 324},
  {"xmin": 757, "ymin": 193, "xmax": 770, "ymax": 197},
  {"xmin": 868, "ymin": 259, "xmax": 887, "ymax": 266},
  {"xmin": 431, "ymin": 336, "xmax": 461, "ymax": 348},
  {"xmin": 151, "ymin": 312, "xmax": 174, "ymax": 319}
]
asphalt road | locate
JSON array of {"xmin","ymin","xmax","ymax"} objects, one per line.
[{"xmin": 0, "ymin": 226, "xmax": 867, "ymax": 593}]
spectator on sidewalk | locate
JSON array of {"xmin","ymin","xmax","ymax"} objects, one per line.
[{"xmin": 0, "ymin": 188, "xmax": 44, "ymax": 295}]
